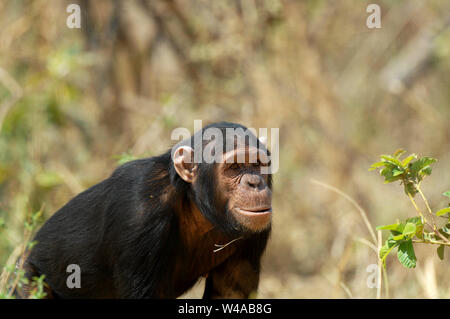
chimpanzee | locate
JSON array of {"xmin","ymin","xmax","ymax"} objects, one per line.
[{"xmin": 20, "ymin": 122, "xmax": 272, "ymax": 298}]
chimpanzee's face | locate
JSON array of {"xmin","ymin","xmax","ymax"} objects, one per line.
[
  {"xmin": 216, "ymin": 147, "xmax": 272, "ymax": 233},
  {"xmin": 173, "ymin": 143, "xmax": 272, "ymax": 235}
]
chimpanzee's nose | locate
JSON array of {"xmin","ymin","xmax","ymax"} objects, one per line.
[{"xmin": 242, "ymin": 174, "xmax": 263, "ymax": 190}]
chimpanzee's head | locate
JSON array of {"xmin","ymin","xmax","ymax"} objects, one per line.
[{"xmin": 171, "ymin": 122, "xmax": 272, "ymax": 237}]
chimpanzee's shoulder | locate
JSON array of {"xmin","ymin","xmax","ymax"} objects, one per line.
[{"xmin": 111, "ymin": 157, "xmax": 158, "ymax": 176}]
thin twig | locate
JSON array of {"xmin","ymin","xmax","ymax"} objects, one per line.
[
  {"xmin": 310, "ymin": 179, "xmax": 377, "ymax": 244},
  {"xmin": 416, "ymin": 185, "xmax": 436, "ymax": 227},
  {"xmin": 407, "ymin": 185, "xmax": 449, "ymax": 243},
  {"xmin": 377, "ymin": 230, "xmax": 382, "ymax": 299},
  {"xmin": 213, "ymin": 237, "xmax": 243, "ymax": 253},
  {"xmin": 339, "ymin": 282, "xmax": 353, "ymax": 299},
  {"xmin": 413, "ymin": 240, "xmax": 450, "ymax": 246},
  {"xmin": 413, "ymin": 187, "xmax": 450, "ymax": 243},
  {"xmin": 407, "ymin": 192, "xmax": 427, "ymax": 223},
  {"xmin": 354, "ymin": 237, "xmax": 378, "ymax": 253},
  {"xmin": 382, "ymin": 264, "xmax": 389, "ymax": 298}
]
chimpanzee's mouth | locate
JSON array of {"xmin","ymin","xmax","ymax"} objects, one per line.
[
  {"xmin": 232, "ymin": 206, "xmax": 272, "ymax": 231},
  {"xmin": 236, "ymin": 207, "xmax": 272, "ymax": 215}
]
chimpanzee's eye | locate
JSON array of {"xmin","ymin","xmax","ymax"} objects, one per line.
[{"xmin": 230, "ymin": 163, "xmax": 240, "ymax": 170}]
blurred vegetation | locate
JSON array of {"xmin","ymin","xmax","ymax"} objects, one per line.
[
  {"xmin": 0, "ymin": 0, "xmax": 449, "ymax": 298},
  {"xmin": 0, "ymin": 206, "xmax": 47, "ymax": 299}
]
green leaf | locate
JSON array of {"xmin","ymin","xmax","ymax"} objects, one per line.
[
  {"xmin": 379, "ymin": 235, "xmax": 399, "ymax": 259},
  {"xmin": 404, "ymin": 182, "xmax": 418, "ymax": 197},
  {"xmin": 397, "ymin": 240, "xmax": 417, "ymax": 269},
  {"xmin": 443, "ymin": 191, "xmax": 450, "ymax": 198},
  {"xmin": 423, "ymin": 232, "xmax": 436, "ymax": 241},
  {"xmin": 394, "ymin": 149, "xmax": 407, "ymax": 158},
  {"xmin": 406, "ymin": 217, "xmax": 423, "ymax": 225},
  {"xmin": 392, "ymin": 168, "xmax": 404, "ymax": 177},
  {"xmin": 402, "ymin": 222, "xmax": 417, "ymax": 236},
  {"xmin": 369, "ymin": 161, "xmax": 386, "ymax": 171},
  {"xmin": 381, "ymin": 166, "xmax": 403, "ymax": 183},
  {"xmin": 401, "ymin": 154, "xmax": 417, "ymax": 166},
  {"xmin": 409, "ymin": 157, "xmax": 437, "ymax": 176},
  {"xmin": 381, "ymin": 155, "xmax": 403, "ymax": 167},
  {"xmin": 441, "ymin": 224, "xmax": 450, "ymax": 235},
  {"xmin": 379, "ymin": 245, "xmax": 389, "ymax": 260},
  {"xmin": 393, "ymin": 234, "xmax": 405, "ymax": 241},
  {"xmin": 406, "ymin": 217, "xmax": 424, "ymax": 239},
  {"xmin": 436, "ymin": 207, "xmax": 450, "ymax": 217},
  {"xmin": 437, "ymin": 245, "xmax": 445, "ymax": 260},
  {"xmin": 419, "ymin": 166, "xmax": 432, "ymax": 176},
  {"xmin": 376, "ymin": 222, "xmax": 400, "ymax": 231}
]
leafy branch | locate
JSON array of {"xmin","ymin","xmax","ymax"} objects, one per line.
[{"xmin": 370, "ymin": 149, "xmax": 450, "ymax": 269}]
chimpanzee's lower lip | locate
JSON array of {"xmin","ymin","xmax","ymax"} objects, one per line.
[{"xmin": 237, "ymin": 207, "xmax": 272, "ymax": 215}]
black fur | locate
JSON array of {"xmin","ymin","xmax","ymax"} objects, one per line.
[{"xmin": 23, "ymin": 122, "xmax": 271, "ymax": 298}]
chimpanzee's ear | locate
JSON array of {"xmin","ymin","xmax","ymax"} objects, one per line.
[{"xmin": 172, "ymin": 146, "xmax": 197, "ymax": 183}]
